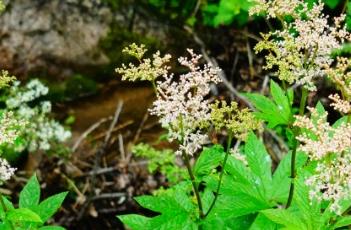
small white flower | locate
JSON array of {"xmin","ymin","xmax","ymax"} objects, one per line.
[{"xmin": 0, "ymin": 158, "xmax": 16, "ymax": 182}]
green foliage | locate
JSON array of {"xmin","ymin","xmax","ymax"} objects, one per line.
[
  {"xmin": 202, "ymin": 0, "xmax": 252, "ymax": 27},
  {"xmin": 118, "ymin": 134, "xmax": 310, "ymax": 230},
  {"xmin": 0, "ymin": 174, "xmax": 67, "ymax": 229},
  {"xmin": 132, "ymin": 143, "xmax": 187, "ymax": 184},
  {"xmin": 244, "ymin": 80, "xmax": 294, "ymax": 128}
]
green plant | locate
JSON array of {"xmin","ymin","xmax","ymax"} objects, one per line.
[
  {"xmin": 0, "ymin": 174, "xmax": 68, "ymax": 230},
  {"xmin": 0, "ymin": 79, "xmax": 71, "ymax": 159},
  {"xmin": 132, "ymin": 143, "xmax": 187, "ymax": 184},
  {"xmin": 114, "ymin": 0, "xmax": 351, "ymax": 229}
]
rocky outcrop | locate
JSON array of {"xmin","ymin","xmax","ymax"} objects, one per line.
[{"xmin": 0, "ymin": 0, "xmax": 171, "ymax": 78}]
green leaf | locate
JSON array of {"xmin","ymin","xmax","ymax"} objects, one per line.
[
  {"xmin": 244, "ymin": 133, "xmax": 272, "ymax": 196},
  {"xmin": 324, "ymin": 0, "xmax": 341, "ymax": 9},
  {"xmin": 270, "ymin": 80, "xmax": 291, "ymax": 119},
  {"xmin": 7, "ymin": 208, "xmax": 42, "ymax": 223},
  {"xmin": 0, "ymin": 197, "xmax": 14, "ymax": 220},
  {"xmin": 0, "ymin": 221, "xmax": 13, "ymax": 230},
  {"xmin": 19, "ymin": 175, "xmax": 40, "ymax": 209},
  {"xmin": 244, "ymin": 93, "xmax": 289, "ymax": 128},
  {"xmin": 334, "ymin": 216, "xmax": 351, "ymax": 228},
  {"xmin": 245, "ymin": 81, "xmax": 293, "ymax": 128},
  {"xmin": 270, "ymin": 152, "xmax": 307, "ymax": 203},
  {"xmin": 205, "ymin": 174, "xmax": 270, "ymax": 219},
  {"xmin": 33, "ymin": 192, "xmax": 68, "ymax": 223},
  {"xmin": 194, "ymin": 145, "xmax": 225, "ymax": 179},
  {"xmin": 118, "ymin": 214, "xmax": 151, "ymax": 230},
  {"xmin": 261, "ymin": 209, "xmax": 307, "ymax": 230},
  {"xmin": 203, "ymin": 214, "xmax": 256, "ymax": 230},
  {"xmin": 249, "ymin": 213, "xmax": 278, "ymax": 230},
  {"xmin": 38, "ymin": 226, "xmax": 66, "ymax": 230}
]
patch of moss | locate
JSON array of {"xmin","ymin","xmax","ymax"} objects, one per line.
[{"xmin": 46, "ymin": 74, "xmax": 98, "ymax": 102}]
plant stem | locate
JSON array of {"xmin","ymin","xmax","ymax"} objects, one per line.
[
  {"xmin": 151, "ymin": 80, "xmax": 158, "ymax": 95},
  {"xmin": 299, "ymin": 88, "xmax": 308, "ymax": 116},
  {"xmin": 286, "ymin": 87, "xmax": 308, "ymax": 208},
  {"xmin": 182, "ymin": 152, "xmax": 205, "ymax": 219},
  {"xmin": 204, "ymin": 133, "xmax": 233, "ymax": 217},
  {"xmin": 0, "ymin": 194, "xmax": 14, "ymax": 230}
]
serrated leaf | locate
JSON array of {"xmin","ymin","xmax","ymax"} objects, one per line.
[
  {"xmin": 19, "ymin": 175, "xmax": 40, "ymax": 209},
  {"xmin": 7, "ymin": 208, "xmax": 42, "ymax": 223},
  {"xmin": 261, "ymin": 209, "xmax": 307, "ymax": 229},
  {"xmin": 203, "ymin": 214, "xmax": 256, "ymax": 230},
  {"xmin": 244, "ymin": 93, "xmax": 289, "ymax": 128},
  {"xmin": 334, "ymin": 216, "xmax": 351, "ymax": 228},
  {"xmin": 33, "ymin": 192, "xmax": 68, "ymax": 223},
  {"xmin": 205, "ymin": 174, "xmax": 270, "ymax": 219},
  {"xmin": 194, "ymin": 145, "xmax": 225, "ymax": 179},
  {"xmin": 118, "ymin": 214, "xmax": 151, "ymax": 230},
  {"xmin": 0, "ymin": 197, "xmax": 14, "ymax": 220},
  {"xmin": 244, "ymin": 133, "xmax": 272, "ymax": 196},
  {"xmin": 270, "ymin": 80, "xmax": 291, "ymax": 119},
  {"xmin": 249, "ymin": 213, "xmax": 278, "ymax": 230},
  {"xmin": 270, "ymin": 152, "xmax": 307, "ymax": 203}
]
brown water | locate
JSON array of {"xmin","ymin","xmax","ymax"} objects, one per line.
[{"xmin": 67, "ymin": 81, "xmax": 155, "ymax": 133}]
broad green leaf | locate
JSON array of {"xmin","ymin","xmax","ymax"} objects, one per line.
[
  {"xmin": 334, "ymin": 216, "xmax": 351, "ymax": 228},
  {"xmin": 124, "ymin": 188, "xmax": 197, "ymax": 230},
  {"xmin": 270, "ymin": 152, "xmax": 307, "ymax": 203},
  {"xmin": 315, "ymin": 101, "xmax": 326, "ymax": 117},
  {"xmin": 332, "ymin": 116, "xmax": 348, "ymax": 128},
  {"xmin": 194, "ymin": 145, "xmax": 225, "ymax": 179},
  {"xmin": 225, "ymin": 155, "xmax": 256, "ymax": 186},
  {"xmin": 0, "ymin": 221, "xmax": 13, "ymax": 230},
  {"xmin": 201, "ymin": 188, "xmax": 215, "ymax": 213},
  {"xmin": 244, "ymin": 93, "xmax": 289, "ymax": 128},
  {"xmin": 7, "ymin": 208, "xmax": 42, "ymax": 223},
  {"xmin": 38, "ymin": 226, "xmax": 66, "ymax": 230},
  {"xmin": 205, "ymin": 175, "xmax": 270, "ymax": 219},
  {"xmin": 249, "ymin": 213, "xmax": 278, "ymax": 230},
  {"xmin": 244, "ymin": 133, "xmax": 272, "ymax": 196},
  {"xmin": 270, "ymin": 80, "xmax": 291, "ymax": 120},
  {"xmin": 261, "ymin": 209, "xmax": 307, "ymax": 230},
  {"xmin": 19, "ymin": 175, "xmax": 40, "ymax": 209},
  {"xmin": 203, "ymin": 214, "xmax": 256, "ymax": 230},
  {"xmin": 33, "ymin": 192, "xmax": 68, "ymax": 223},
  {"xmin": 118, "ymin": 214, "xmax": 151, "ymax": 230},
  {"xmin": 0, "ymin": 197, "xmax": 14, "ymax": 220}
]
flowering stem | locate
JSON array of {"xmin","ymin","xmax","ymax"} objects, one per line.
[
  {"xmin": 151, "ymin": 80, "xmax": 158, "ymax": 96},
  {"xmin": 182, "ymin": 152, "xmax": 205, "ymax": 219},
  {"xmin": 286, "ymin": 87, "xmax": 308, "ymax": 208},
  {"xmin": 0, "ymin": 194, "xmax": 14, "ymax": 230},
  {"xmin": 299, "ymin": 88, "xmax": 308, "ymax": 116},
  {"xmin": 204, "ymin": 133, "xmax": 233, "ymax": 218}
]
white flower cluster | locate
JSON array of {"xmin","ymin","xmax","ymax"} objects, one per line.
[
  {"xmin": 0, "ymin": 158, "xmax": 15, "ymax": 182},
  {"xmin": 252, "ymin": 0, "xmax": 350, "ymax": 91},
  {"xmin": 329, "ymin": 94, "xmax": 351, "ymax": 114},
  {"xmin": 150, "ymin": 49, "xmax": 221, "ymax": 155},
  {"xmin": 249, "ymin": 0, "xmax": 302, "ymax": 18},
  {"xmin": 4, "ymin": 79, "xmax": 71, "ymax": 152},
  {"xmin": 294, "ymin": 107, "xmax": 351, "ymax": 214},
  {"xmin": 0, "ymin": 111, "xmax": 24, "ymax": 145}
]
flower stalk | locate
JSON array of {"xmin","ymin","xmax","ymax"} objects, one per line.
[
  {"xmin": 204, "ymin": 132, "xmax": 233, "ymax": 217},
  {"xmin": 286, "ymin": 87, "xmax": 308, "ymax": 208},
  {"xmin": 182, "ymin": 152, "xmax": 205, "ymax": 219}
]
